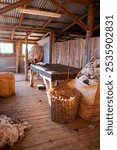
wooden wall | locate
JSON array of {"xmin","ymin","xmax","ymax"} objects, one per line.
[{"xmin": 52, "ymin": 37, "xmax": 100, "ymax": 68}]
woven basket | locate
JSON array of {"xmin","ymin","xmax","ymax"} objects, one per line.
[{"xmin": 48, "ymin": 82, "xmax": 80, "ymax": 124}]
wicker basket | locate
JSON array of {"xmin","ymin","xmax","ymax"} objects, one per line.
[{"xmin": 48, "ymin": 82, "xmax": 80, "ymax": 124}]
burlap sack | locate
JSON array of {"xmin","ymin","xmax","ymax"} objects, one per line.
[
  {"xmin": 68, "ymin": 78, "xmax": 100, "ymax": 122},
  {"xmin": 0, "ymin": 72, "xmax": 15, "ymax": 97}
]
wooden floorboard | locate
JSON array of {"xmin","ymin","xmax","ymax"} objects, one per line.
[{"xmin": 0, "ymin": 74, "xmax": 100, "ymax": 150}]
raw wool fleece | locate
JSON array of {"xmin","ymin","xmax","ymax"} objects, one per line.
[
  {"xmin": 28, "ymin": 44, "xmax": 44, "ymax": 64},
  {"xmin": 0, "ymin": 115, "xmax": 32, "ymax": 149}
]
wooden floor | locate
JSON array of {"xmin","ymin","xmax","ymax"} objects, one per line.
[{"xmin": 0, "ymin": 74, "xmax": 100, "ymax": 150}]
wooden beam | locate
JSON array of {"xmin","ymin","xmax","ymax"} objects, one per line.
[
  {"xmin": 25, "ymin": 32, "xmax": 29, "ymax": 81},
  {"xmin": 0, "ymin": 14, "xmax": 71, "ymax": 26},
  {"xmin": 49, "ymin": 32, "xmax": 54, "ymax": 64},
  {"xmin": 16, "ymin": 41, "xmax": 21, "ymax": 73},
  {"xmin": 24, "ymin": 31, "xmax": 33, "ymax": 40},
  {"xmin": 0, "ymin": 2, "xmax": 11, "ymax": 5},
  {"xmin": 28, "ymin": 31, "xmax": 33, "ymax": 38},
  {"xmin": 93, "ymin": 24, "xmax": 100, "ymax": 31},
  {"xmin": 0, "ymin": 24, "xmax": 61, "ymax": 33},
  {"xmin": 50, "ymin": 0, "xmax": 88, "ymax": 31},
  {"xmin": 11, "ymin": 29, "xmax": 15, "ymax": 40},
  {"xmin": 86, "ymin": 3, "xmax": 94, "ymax": 63},
  {"xmin": 18, "ymin": 0, "xmax": 30, "ymax": 26},
  {"xmin": 86, "ymin": 3, "xmax": 94, "ymax": 38},
  {"xmin": 0, "ymin": 0, "xmax": 29, "ymax": 15},
  {"xmin": 62, "ymin": 22, "xmax": 75, "ymax": 32},
  {"xmin": 0, "ymin": 33, "xmax": 11, "ymax": 36},
  {"xmin": 42, "ymin": 8, "xmax": 60, "ymax": 29},
  {"xmin": 0, "ymin": 39, "xmax": 37, "ymax": 43},
  {"xmin": 63, "ymin": 0, "xmax": 91, "ymax": 4},
  {"xmin": 40, "ymin": 32, "xmax": 49, "ymax": 40},
  {"xmin": 61, "ymin": 13, "xmax": 88, "ymax": 33},
  {"xmin": 42, "ymin": 18, "xmax": 53, "ymax": 29}
]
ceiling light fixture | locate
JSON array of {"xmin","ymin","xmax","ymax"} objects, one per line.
[{"xmin": 17, "ymin": 8, "xmax": 62, "ymax": 18}]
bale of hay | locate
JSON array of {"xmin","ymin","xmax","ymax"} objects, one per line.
[
  {"xmin": 0, "ymin": 72, "xmax": 15, "ymax": 97},
  {"xmin": 28, "ymin": 44, "xmax": 44, "ymax": 64}
]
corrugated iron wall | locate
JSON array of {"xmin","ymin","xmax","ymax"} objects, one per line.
[
  {"xmin": 0, "ymin": 55, "xmax": 16, "ymax": 72},
  {"xmin": 52, "ymin": 37, "xmax": 100, "ymax": 68}
]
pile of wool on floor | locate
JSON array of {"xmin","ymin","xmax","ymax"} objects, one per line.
[{"xmin": 0, "ymin": 115, "xmax": 32, "ymax": 149}]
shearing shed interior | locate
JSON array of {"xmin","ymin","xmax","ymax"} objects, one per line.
[{"xmin": 0, "ymin": 0, "xmax": 100, "ymax": 150}]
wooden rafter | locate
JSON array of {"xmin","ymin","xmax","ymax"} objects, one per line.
[
  {"xmin": 50, "ymin": 0, "xmax": 88, "ymax": 31},
  {"xmin": 62, "ymin": 22, "xmax": 75, "ymax": 32},
  {"xmin": 18, "ymin": 0, "xmax": 31, "ymax": 26},
  {"xmin": 42, "ymin": 1, "xmax": 66, "ymax": 29},
  {"xmin": 0, "ymin": 39, "xmax": 37, "ymax": 43},
  {"xmin": 61, "ymin": 13, "xmax": 88, "ymax": 33},
  {"xmin": 42, "ymin": 8, "xmax": 60, "ymax": 29},
  {"xmin": 0, "ymin": 24, "xmax": 61, "ymax": 33},
  {"xmin": 0, "ymin": 0, "xmax": 30, "ymax": 15},
  {"xmin": 86, "ymin": 3, "xmax": 94, "ymax": 38},
  {"xmin": 40, "ymin": 32, "xmax": 49, "ymax": 40},
  {"xmin": 28, "ymin": 31, "xmax": 33, "ymax": 38},
  {"xmin": 63, "ymin": 0, "xmax": 91, "ymax": 4},
  {"xmin": 93, "ymin": 24, "xmax": 100, "ymax": 31},
  {"xmin": 24, "ymin": 30, "xmax": 33, "ymax": 40},
  {"xmin": 11, "ymin": 29, "xmax": 15, "ymax": 40},
  {"xmin": 0, "ymin": 14, "xmax": 70, "ymax": 26}
]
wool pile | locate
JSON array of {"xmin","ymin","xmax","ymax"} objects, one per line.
[{"xmin": 0, "ymin": 115, "xmax": 32, "ymax": 149}]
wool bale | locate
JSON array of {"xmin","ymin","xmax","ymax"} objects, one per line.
[
  {"xmin": 28, "ymin": 44, "xmax": 44, "ymax": 64},
  {"xmin": 74, "ymin": 78, "xmax": 100, "ymax": 121},
  {"xmin": 0, "ymin": 72, "xmax": 15, "ymax": 97},
  {"xmin": 68, "ymin": 59, "xmax": 100, "ymax": 122}
]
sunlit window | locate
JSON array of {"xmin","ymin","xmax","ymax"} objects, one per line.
[
  {"xmin": 0, "ymin": 43, "xmax": 14, "ymax": 54},
  {"xmin": 22, "ymin": 44, "xmax": 34, "ymax": 55}
]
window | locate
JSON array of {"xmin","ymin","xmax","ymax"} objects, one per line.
[
  {"xmin": 22, "ymin": 44, "xmax": 34, "ymax": 55},
  {"xmin": 0, "ymin": 43, "xmax": 14, "ymax": 54}
]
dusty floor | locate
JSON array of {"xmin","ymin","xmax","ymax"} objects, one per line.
[{"xmin": 0, "ymin": 74, "xmax": 100, "ymax": 150}]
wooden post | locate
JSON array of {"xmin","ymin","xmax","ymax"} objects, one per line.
[
  {"xmin": 16, "ymin": 41, "xmax": 21, "ymax": 73},
  {"xmin": 86, "ymin": 3, "xmax": 94, "ymax": 38},
  {"xmin": 86, "ymin": 3, "xmax": 94, "ymax": 62},
  {"xmin": 49, "ymin": 32, "xmax": 55, "ymax": 64},
  {"xmin": 25, "ymin": 33, "xmax": 28, "ymax": 80}
]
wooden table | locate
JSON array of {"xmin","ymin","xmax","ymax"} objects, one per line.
[{"xmin": 30, "ymin": 64, "xmax": 81, "ymax": 90}]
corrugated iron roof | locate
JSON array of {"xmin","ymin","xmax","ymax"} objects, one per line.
[
  {"xmin": 47, "ymin": 23, "xmax": 67, "ymax": 30},
  {"xmin": 0, "ymin": 0, "xmax": 100, "ymax": 41},
  {"xmin": 64, "ymin": 2, "xmax": 88, "ymax": 16},
  {"xmin": 23, "ymin": 14, "xmax": 49, "ymax": 21},
  {"xmin": 0, "ymin": 0, "xmax": 19, "ymax": 3},
  {"xmin": 0, "ymin": 17, "xmax": 18, "ymax": 25},
  {"xmin": 29, "ymin": 0, "xmax": 56, "ymax": 11},
  {"xmin": 53, "ymin": 14, "xmax": 72, "ymax": 24},
  {"xmin": 22, "ymin": 19, "xmax": 44, "ymax": 27}
]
